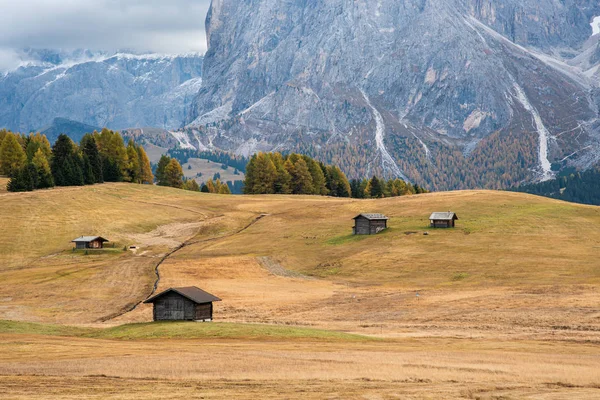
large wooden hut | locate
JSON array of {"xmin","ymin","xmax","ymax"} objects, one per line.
[
  {"xmin": 353, "ymin": 214, "xmax": 389, "ymax": 235},
  {"xmin": 71, "ymin": 236, "xmax": 109, "ymax": 249},
  {"xmin": 144, "ymin": 286, "xmax": 221, "ymax": 322},
  {"xmin": 429, "ymin": 212, "xmax": 459, "ymax": 228}
]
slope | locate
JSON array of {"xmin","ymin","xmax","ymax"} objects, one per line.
[{"xmin": 1, "ymin": 183, "xmax": 599, "ymax": 339}]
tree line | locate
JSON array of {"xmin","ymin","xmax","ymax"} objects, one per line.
[
  {"xmin": 512, "ymin": 167, "xmax": 600, "ymax": 206},
  {"xmin": 0, "ymin": 129, "xmax": 153, "ymax": 192},
  {"xmin": 155, "ymin": 154, "xmax": 231, "ymax": 194},
  {"xmin": 243, "ymin": 152, "xmax": 427, "ymax": 197}
]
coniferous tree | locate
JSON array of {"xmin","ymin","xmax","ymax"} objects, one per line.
[
  {"xmin": 80, "ymin": 134, "xmax": 103, "ymax": 183},
  {"xmin": 303, "ymin": 155, "xmax": 327, "ymax": 195},
  {"xmin": 248, "ymin": 153, "xmax": 277, "ymax": 194},
  {"xmin": 369, "ymin": 176, "xmax": 384, "ymax": 198},
  {"xmin": 31, "ymin": 148, "xmax": 54, "ymax": 189},
  {"xmin": 95, "ymin": 129, "xmax": 128, "ymax": 182},
  {"xmin": 0, "ymin": 132, "xmax": 27, "ymax": 176},
  {"xmin": 325, "ymin": 166, "xmax": 351, "ymax": 197},
  {"xmin": 183, "ymin": 179, "xmax": 201, "ymax": 192},
  {"xmin": 156, "ymin": 155, "xmax": 171, "ymax": 186},
  {"xmin": 163, "ymin": 158, "xmax": 184, "ymax": 188},
  {"xmin": 272, "ymin": 153, "xmax": 292, "ymax": 194},
  {"xmin": 7, "ymin": 164, "xmax": 35, "ymax": 192},
  {"xmin": 125, "ymin": 140, "xmax": 141, "ymax": 183},
  {"xmin": 0, "ymin": 129, "xmax": 7, "ymax": 147},
  {"xmin": 51, "ymin": 134, "xmax": 84, "ymax": 187},
  {"xmin": 25, "ymin": 133, "xmax": 52, "ymax": 162},
  {"xmin": 137, "ymin": 146, "xmax": 154, "ymax": 184},
  {"xmin": 217, "ymin": 179, "xmax": 231, "ymax": 194},
  {"xmin": 290, "ymin": 157, "xmax": 314, "ymax": 195}
]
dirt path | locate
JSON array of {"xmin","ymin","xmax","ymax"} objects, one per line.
[{"xmin": 100, "ymin": 214, "xmax": 269, "ymax": 322}]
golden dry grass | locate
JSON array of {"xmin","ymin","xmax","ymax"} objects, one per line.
[
  {"xmin": 0, "ymin": 333, "xmax": 599, "ymax": 399},
  {"xmin": 1, "ymin": 183, "xmax": 600, "ymax": 398}
]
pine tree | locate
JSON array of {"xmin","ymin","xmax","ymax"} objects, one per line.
[
  {"xmin": 31, "ymin": 148, "xmax": 54, "ymax": 189},
  {"xmin": 290, "ymin": 158, "xmax": 314, "ymax": 195},
  {"xmin": 156, "ymin": 155, "xmax": 171, "ymax": 186},
  {"xmin": 95, "ymin": 129, "xmax": 128, "ymax": 182},
  {"xmin": 0, "ymin": 132, "xmax": 26, "ymax": 176},
  {"xmin": 183, "ymin": 179, "xmax": 201, "ymax": 192},
  {"xmin": 250, "ymin": 153, "xmax": 277, "ymax": 194},
  {"xmin": 82, "ymin": 155, "xmax": 95, "ymax": 185},
  {"xmin": 137, "ymin": 146, "xmax": 154, "ymax": 184},
  {"xmin": 272, "ymin": 153, "xmax": 292, "ymax": 194},
  {"xmin": 326, "ymin": 166, "xmax": 351, "ymax": 197},
  {"xmin": 80, "ymin": 134, "xmax": 103, "ymax": 183},
  {"xmin": 369, "ymin": 176, "xmax": 384, "ymax": 198},
  {"xmin": 163, "ymin": 158, "xmax": 184, "ymax": 188},
  {"xmin": 303, "ymin": 155, "xmax": 328, "ymax": 195},
  {"xmin": 125, "ymin": 140, "xmax": 141, "ymax": 183},
  {"xmin": 7, "ymin": 163, "xmax": 36, "ymax": 192},
  {"xmin": 51, "ymin": 135, "xmax": 84, "ymax": 187},
  {"xmin": 217, "ymin": 180, "xmax": 231, "ymax": 194}
]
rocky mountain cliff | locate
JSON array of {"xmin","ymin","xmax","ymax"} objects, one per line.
[
  {"xmin": 0, "ymin": 50, "xmax": 203, "ymax": 134},
  {"xmin": 182, "ymin": 0, "xmax": 600, "ymax": 190}
]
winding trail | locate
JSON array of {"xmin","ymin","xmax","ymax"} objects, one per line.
[{"xmin": 99, "ymin": 213, "xmax": 269, "ymax": 322}]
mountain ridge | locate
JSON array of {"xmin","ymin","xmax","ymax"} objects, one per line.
[
  {"xmin": 177, "ymin": 0, "xmax": 600, "ymax": 190},
  {"xmin": 0, "ymin": 50, "xmax": 203, "ymax": 134}
]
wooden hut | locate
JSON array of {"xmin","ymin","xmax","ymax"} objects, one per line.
[
  {"xmin": 71, "ymin": 236, "xmax": 109, "ymax": 249},
  {"xmin": 143, "ymin": 286, "xmax": 222, "ymax": 322},
  {"xmin": 429, "ymin": 212, "xmax": 459, "ymax": 228},
  {"xmin": 353, "ymin": 213, "xmax": 389, "ymax": 235}
]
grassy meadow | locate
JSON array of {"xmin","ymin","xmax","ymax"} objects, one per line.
[{"xmin": 1, "ymin": 182, "xmax": 599, "ymax": 398}]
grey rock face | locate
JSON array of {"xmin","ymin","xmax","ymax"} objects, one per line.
[
  {"xmin": 0, "ymin": 51, "xmax": 203, "ymax": 133},
  {"xmin": 186, "ymin": 0, "xmax": 600, "ymax": 188}
]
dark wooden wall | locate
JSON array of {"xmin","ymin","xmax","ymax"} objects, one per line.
[
  {"xmin": 195, "ymin": 303, "xmax": 213, "ymax": 321},
  {"xmin": 152, "ymin": 292, "xmax": 197, "ymax": 321},
  {"xmin": 368, "ymin": 220, "xmax": 387, "ymax": 234},
  {"xmin": 354, "ymin": 217, "xmax": 387, "ymax": 235},
  {"xmin": 430, "ymin": 220, "xmax": 454, "ymax": 228}
]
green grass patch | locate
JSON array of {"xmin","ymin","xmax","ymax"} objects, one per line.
[
  {"xmin": 0, "ymin": 320, "xmax": 94, "ymax": 336},
  {"xmin": 0, "ymin": 320, "xmax": 372, "ymax": 342},
  {"xmin": 326, "ymin": 227, "xmax": 394, "ymax": 246},
  {"xmin": 87, "ymin": 322, "xmax": 372, "ymax": 341}
]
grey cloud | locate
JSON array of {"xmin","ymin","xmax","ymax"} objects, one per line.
[{"xmin": 0, "ymin": 0, "xmax": 210, "ymax": 69}]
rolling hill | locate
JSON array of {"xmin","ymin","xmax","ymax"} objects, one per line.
[{"xmin": 1, "ymin": 183, "xmax": 599, "ymax": 398}]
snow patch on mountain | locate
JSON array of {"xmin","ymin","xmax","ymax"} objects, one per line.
[
  {"xmin": 360, "ymin": 89, "xmax": 408, "ymax": 181},
  {"xmin": 592, "ymin": 16, "xmax": 600, "ymax": 36},
  {"xmin": 511, "ymin": 84, "xmax": 554, "ymax": 181}
]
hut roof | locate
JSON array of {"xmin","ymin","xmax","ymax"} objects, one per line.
[
  {"xmin": 429, "ymin": 212, "xmax": 459, "ymax": 221},
  {"xmin": 144, "ymin": 286, "xmax": 222, "ymax": 305},
  {"xmin": 353, "ymin": 213, "xmax": 389, "ymax": 221},
  {"xmin": 71, "ymin": 236, "xmax": 109, "ymax": 243}
]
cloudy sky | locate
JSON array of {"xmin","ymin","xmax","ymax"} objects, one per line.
[{"xmin": 0, "ymin": 0, "xmax": 211, "ymax": 70}]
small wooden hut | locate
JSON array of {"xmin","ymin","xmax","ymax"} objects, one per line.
[
  {"xmin": 71, "ymin": 236, "xmax": 109, "ymax": 249},
  {"xmin": 353, "ymin": 214, "xmax": 389, "ymax": 235},
  {"xmin": 144, "ymin": 286, "xmax": 222, "ymax": 322},
  {"xmin": 429, "ymin": 212, "xmax": 459, "ymax": 228}
]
